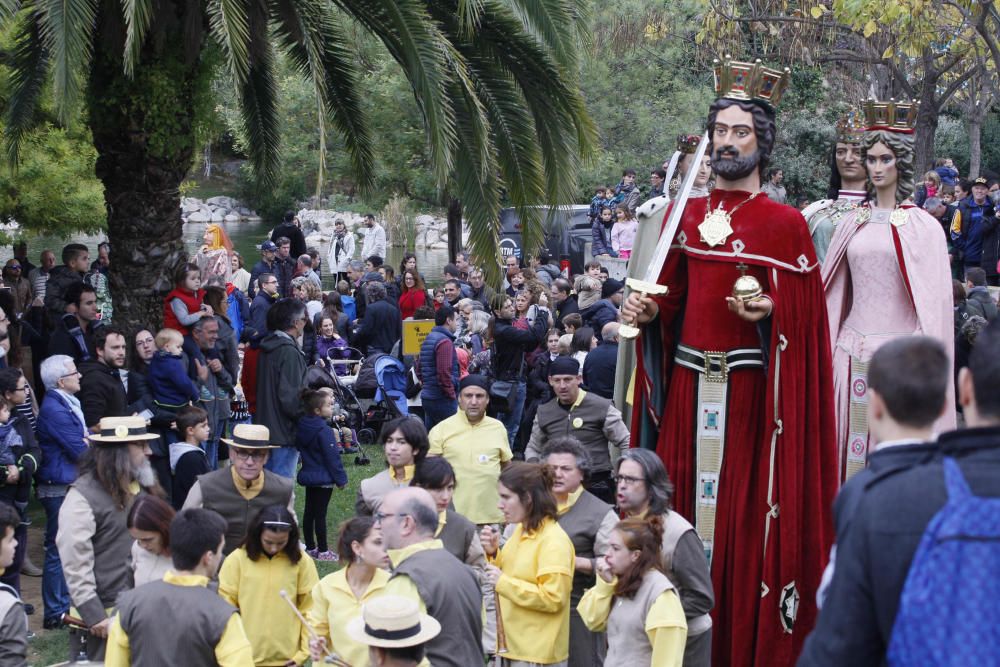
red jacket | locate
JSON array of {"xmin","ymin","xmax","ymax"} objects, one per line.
[
  {"xmin": 398, "ymin": 288, "xmax": 427, "ymax": 320},
  {"xmin": 163, "ymin": 287, "xmax": 204, "ymax": 334}
]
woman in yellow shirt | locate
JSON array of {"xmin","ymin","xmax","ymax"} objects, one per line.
[
  {"xmin": 218, "ymin": 505, "xmax": 318, "ymax": 666},
  {"xmin": 355, "ymin": 416, "xmax": 430, "ymax": 516},
  {"xmin": 307, "ymin": 516, "xmax": 391, "ymax": 667},
  {"xmin": 578, "ymin": 516, "xmax": 687, "ymax": 666},
  {"xmin": 482, "ymin": 462, "xmax": 575, "ymax": 666}
]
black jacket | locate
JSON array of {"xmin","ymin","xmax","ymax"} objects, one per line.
[
  {"xmin": 247, "ymin": 292, "xmax": 277, "ymax": 346},
  {"xmin": 0, "ymin": 415, "xmax": 41, "ymax": 504},
  {"xmin": 273, "ymin": 256, "xmax": 296, "ymax": 300},
  {"xmin": 248, "ymin": 258, "xmax": 276, "ymax": 299},
  {"xmin": 493, "ymin": 314, "xmax": 547, "ymax": 380},
  {"xmin": 270, "ymin": 223, "xmax": 307, "ymax": 258},
  {"xmin": 582, "ymin": 342, "xmax": 618, "ymax": 399},
  {"xmin": 47, "ymin": 316, "xmax": 95, "ymax": 363},
  {"xmin": 43, "ymin": 265, "xmax": 84, "ymax": 322},
  {"xmin": 554, "ymin": 296, "xmax": 579, "ymax": 332},
  {"xmin": 579, "ymin": 299, "xmax": 618, "ymax": 341},
  {"xmin": 79, "ymin": 360, "xmax": 129, "ymax": 429},
  {"xmin": 799, "ymin": 426, "xmax": 1000, "ymax": 667},
  {"xmin": 253, "ymin": 332, "xmax": 307, "ymax": 446},
  {"xmin": 352, "ymin": 299, "xmax": 401, "ymax": 356}
]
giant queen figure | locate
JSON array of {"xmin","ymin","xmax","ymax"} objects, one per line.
[{"xmin": 622, "ymin": 59, "xmax": 837, "ymax": 667}]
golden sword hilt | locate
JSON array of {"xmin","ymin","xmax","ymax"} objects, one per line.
[{"xmin": 619, "ymin": 278, "xmax": 669, "ymax": 339}]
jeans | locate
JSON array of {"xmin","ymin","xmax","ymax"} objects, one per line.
[
  {"xmin": 265, "ymin": 446, "xmax": 300, "ymax": 479},
  {"xmin": 40, "ymin": 494, "xmax": 70, "ymax": 623},
  {"xmin": 204, "ymin": 437, "xmax": 219, "ymax": 471},
  {"xmin": 422, "ymin": 397, "xmax": 457, "ymax": 431},
  {"xmin": 496, "ymin": 381, "xmax": 527, "ymax": 449}
]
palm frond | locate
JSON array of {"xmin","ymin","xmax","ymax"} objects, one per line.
[
  {"xmin": 207, "ymin": 0, "xmax": 252, "ymax": 85},
  {"xmin": 331, "ymin": 0, "xmax": 457, "ymax": 186},
  {"xmin": 121, "ymin": 0, "xmax": 154, "ymax": 76},
  {"xmin": 0, "ymin": 0, "xmax": 21, "ymax": 24},
  {"xmin": 37, "ymin": 0, "xmax": 96, "ymax": 122},
  {"xmin": 452, "ymin": 111, "xmax": 503, "ymax": 287},
  {"xmin": 271, "ymin": 0, "xmax": 376, "ymax": 193},
  {"xmin": 502, "ymin": 0, "xmax": 581, "ymax": 72},
  {"xmin": 4, "ymin": 13, "xmax": 49, "ymax": 164},
  {"xmin": 237, "ymin": 1, "xmax": 280, "ymax": 185},
  {"xmin": 455, "ymin": 0, "xmax": 483, "ymax": 35}
]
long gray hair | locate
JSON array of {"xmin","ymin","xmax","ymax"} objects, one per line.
[{"xmin": 862, "ymin": 130, "xmax": 915, "ymax": 205}]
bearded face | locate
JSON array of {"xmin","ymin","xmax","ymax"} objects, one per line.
[{"xmin": 709, "ymin": 104, "xmax": 763, "ymax": 183}]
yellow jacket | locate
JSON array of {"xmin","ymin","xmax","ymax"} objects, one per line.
[
  {"xmin": 494, "ymin": 517, "xmax": 575, "ymax": 663},
  {"xmin": 218, "ymin": 546, "xmax": 318, "ymax": 666},
  {"xmin": 308, "ymin": 567, "xmax": 390, "ymax": 667}
]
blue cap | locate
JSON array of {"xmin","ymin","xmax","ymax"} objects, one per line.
[{"xmin": 261, "ymin": 241, "xmax": 278, "ymax": 252}]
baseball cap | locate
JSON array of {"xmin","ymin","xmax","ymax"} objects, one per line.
[{"xmin": 260, "ymin": 241, "xmax": 278, "ymax": 252}]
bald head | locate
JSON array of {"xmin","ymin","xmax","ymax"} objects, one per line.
[
  {"xmin": 601, "ymin": 322, "xmax": 620, "ymax": 343},
  {"xmin": 380, "ymin": 487, "xmax": 439, "ymax": 549}
]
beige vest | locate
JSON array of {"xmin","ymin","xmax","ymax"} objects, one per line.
[
  {"xmin": 660, "ymin": 511, "xmax": 712, "ymax": 636},
  {"xmin": 606, "ymin": 570, "xmax": 674, "ymax": 665}
]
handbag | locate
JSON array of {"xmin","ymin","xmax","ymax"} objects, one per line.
[{"xmin": 488, "ymin": 343, "xmax": 523, "ymax": 413}]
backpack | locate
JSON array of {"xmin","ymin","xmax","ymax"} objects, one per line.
[{"xmin": 887, "ymin": 457, "xmax": 1000, "ymax": 666}]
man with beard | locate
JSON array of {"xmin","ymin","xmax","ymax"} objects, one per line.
[
  {"xmin": 56, "ymin": 416, "xmax": 160, "ymax": 660},
  {"xmin": 802, "ymin": 114, "xmax": 869, "ymax": 262},
  {"xmin": 79, "ymin": 325, "xmax": 129, "ymax": 429},
  {"xmin": 622, "ymin": 59, "xmax": 836, "ymax": 667}
]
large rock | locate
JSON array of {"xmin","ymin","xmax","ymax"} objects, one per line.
[
  {"xmin": 210, "ymin": 209, "xmax": 225, "ymax": 223},
  {"xmin": 188, "ymin": 210, "xmax": 212, "ymax": 223},
  {"xmin": 223, "ymin": 213, "xmax": 241, "ymax": 223}
]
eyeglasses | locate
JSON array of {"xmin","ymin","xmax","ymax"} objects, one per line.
[
  {"xmin": 374, "ymin": 512, "xmax": 408, "ymax": 524},
  {"xmin": 7, "ymin": 266, "xmax": 19, "ymax": 271},
  {"xmin": 613, "ymin": 474, "xmax": 644, "ymax": 487},
  {"xmin": 13, "ymin": 385, "xmax": 27, "ymax": 392},
  {"xmin": 231, "ymin": 449, "xmax": 268, "ymax": 461},
  {"xmin": 60, "ymin": 370, "xmax": 81, "ymax": 379}
]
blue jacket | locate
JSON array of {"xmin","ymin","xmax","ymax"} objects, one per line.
[
  {"xmin": 36, "ymin": 391, "xmax": 88, "ymax": 485},
  {"xmin": 148, "ymin": 350, "xmax": 199, "ymax": 407},
  {"xmin": 580, "ymin": 299, "xmax": 618, "ymax": 341},
  {"xmin": 418, "ymin": 326, "xmax": 458, "ymax": 401},
  {"xmin": 247, "ymin": 291, "xmax": 276, "ymax": 346},
  {"xmin": 295, "ymin": 415, "xmax": 348, "ymax": 488},
  {"xmin": 951, "ymin": 196, "xmax": 997, "ymax": 264}
]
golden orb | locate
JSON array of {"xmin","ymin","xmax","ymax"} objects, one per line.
[{"xmin": 732, "ymin": 274, "xmax": 763, "ymax": 303}]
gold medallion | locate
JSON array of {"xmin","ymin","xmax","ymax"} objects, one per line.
[
  {"xmin": 699, "ymin": 205, "xmax": 735, "ymax": 247},
  {"xmin": 889, "ymin": 207, "xmax": 908, "ymax": 227},
  {"xmin": 855, "ymin": 206, "xmax": 871, "ymax": 225}
]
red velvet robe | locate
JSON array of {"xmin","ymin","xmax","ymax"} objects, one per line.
[{"xmin": 631, "ymin": 189, "xmax": 837, "ymax": 667}]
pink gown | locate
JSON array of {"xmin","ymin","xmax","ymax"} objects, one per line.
[{"xmin": 823, "ymin": 205, "xmax": 955, "ymax": 481}]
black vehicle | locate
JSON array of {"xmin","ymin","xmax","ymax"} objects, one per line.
[{"xmin": 498, "ymin": 205, "xmax": 592, "ymax": 275}]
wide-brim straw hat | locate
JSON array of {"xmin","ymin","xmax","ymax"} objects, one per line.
[
  {"xmin": 88, "ymin": 416, "xmax": 159, "ymax": 444},
  {"xmin": 220, "ymin": 423, "xmax": 279, "ymax": 449},
  {"xmin": 346, "ymin": 596, "xmax": 441, "ymax": 648}
]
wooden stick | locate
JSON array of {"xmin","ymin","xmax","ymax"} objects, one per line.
[
  {"xmin": 494, "ymin": 587, "xmax": 508, "ymax": 666},
  {"xmin": 278, "ymin": 589, "xmax": 352, "ymax": 667}
]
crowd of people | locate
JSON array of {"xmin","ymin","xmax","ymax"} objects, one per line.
[{"xmin": 0, "ymin": 58, "xmax": 993, "ymax": 667}]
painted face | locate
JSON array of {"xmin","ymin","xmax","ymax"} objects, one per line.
[
  {"xmin": 547, "ymin": 452, "xmax": 584, "ymax": 496},
  {"xmin": 383, "ymin": 429, "xmax": 415, "ymax": 468},
  {"xmin": 261, "ymin": 528, "xmax": 290, "ymax": 556},
  {"xmin": 711, "ymin": 104, "xmax": 760, "ymax": 181},
  {"xmin": 865, "ymin": 141, "xmax": 898, "ymax": 193},
  {"xmin": 497, "ymin": 482, "xmax": 527, "ymax": 524},
  {"xmin": 835, "ymin": 143, "xmax": 865, "ymax": 183}
]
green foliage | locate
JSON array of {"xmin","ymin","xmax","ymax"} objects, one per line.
[
  {"xmin": 934, "ymin": 113, "xmax": 1000, "ymax": 177},
  {"xmin": 0, "ymin": 122, "xmax": 106, "ymax": 235}
]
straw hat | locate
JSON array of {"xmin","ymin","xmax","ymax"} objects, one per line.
[
  {"xmin": 88, "ymin": 416, "xmax": 159, "ymax": 444},
  {"xmin": 346, "ymin": 596, "xmax": 441, "ymax": 648},
  {"xmin": 220, "ymin": 423, "xmax": 279, "ymax": 450}
]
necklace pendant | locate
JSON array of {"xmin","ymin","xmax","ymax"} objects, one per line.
[
  {"xmin": 889, "ymin": 207, "xmax": 908, "ymax": 227},
  {"xmin": 855, "ymin": 206, "xmax": 871, "ymax": 225},
  {"xmin": 699, "ymin": 205, "xmax": 734, "ymax": 247}
]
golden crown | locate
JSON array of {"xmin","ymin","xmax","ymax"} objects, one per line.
[
  {"xmin": 862, "ymin": 99, "xmax": 918, "ymax": 134},
  {"xmin": 677, "ymin": 134, "xmax": 701, "ymax": 154},
  {"xmin": 713, "ymin": 57, "xmax": 791, "ymax": 108},
  {"xmin": 835, "ymin": 112, "xmax": 866, "ymax": 144}
]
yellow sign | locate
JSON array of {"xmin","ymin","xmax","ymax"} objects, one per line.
[{"xmin": 402, "ymin": 319, "xmax": 436, "ymax": 356}]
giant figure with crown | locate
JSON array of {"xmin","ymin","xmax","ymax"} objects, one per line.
[{"xmin": 622, "ymin": 60, "xmax": 838, "ymax": 667}]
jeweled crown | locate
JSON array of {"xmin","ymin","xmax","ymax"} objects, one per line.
[
  {"xmin": 862, "ymin": 99, "xmax": 918, "ymax": 134},
  {"xmin": 713, "ymin": 56, "xmax": 791, "ymax": 109},
  {"xmin": 677, "ymin": 134, "xmax": 701, "ymax": 155},
  {"xmin": 835, "ymin": 112, "xmax": 865, "ymax": 144}
]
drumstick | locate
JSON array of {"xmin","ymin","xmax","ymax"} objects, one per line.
[{"xmin": 278, "ymin": 589, "xmax": 352, "ymax": 667}]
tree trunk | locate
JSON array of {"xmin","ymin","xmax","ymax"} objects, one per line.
[
  {"xmin": 447, "ymin": 197, "xmax": 463, "ymax": 262},
  {"xmin": 913, "ymin": 94, "xmax": 939, "ymax": 177},
  {"xmin": 968, "ymin": 116, "xmax": 983, "ymax": 180},
  {"xmin": 87, "ymin": 12, "xmax": 209, "ymax": 331}
]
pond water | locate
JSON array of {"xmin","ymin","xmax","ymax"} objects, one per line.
[{"xmin": 9, "ymin": 220, "xmax": 453, "ymax": 288}]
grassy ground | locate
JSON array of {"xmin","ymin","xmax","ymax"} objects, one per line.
[{"xmin": 26, "ymin": 444, "xmax": 385, "ymax": 666}]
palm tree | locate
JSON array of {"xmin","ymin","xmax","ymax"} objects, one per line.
[{"xmin": 3, "ymin": 0, "xmax": 595, "ymax": 328}]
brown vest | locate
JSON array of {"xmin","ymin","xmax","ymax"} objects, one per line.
[
  {"xmin": 118, "ymin": 579, "xmax": 236, "ymax": 666},
  {"xmin": 72, "ymin": 473, "xmax": 141, "ymax": 608},
  {"xmin": 437, "ymin": 510, "xmax": 476, "ymax": 563},
  {"xmin": 606, "ymin": 570, "xmax": 674, "ymax": 665},
  {"xmin": 557, "ymin": 490, "xmax": 613, "ymax": 601},
  {"xmin": 535, "ymin": 394, "xmax": 615, "ymax": 472},
  {"xmin": 198, "ymin": 468, "xmax": 293, "ymax": 554}
]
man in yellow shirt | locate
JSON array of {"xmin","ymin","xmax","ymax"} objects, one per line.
[
  {"xmin": 106, "ymin": 508, "xmax": 254, "ymax": 666},
  {"xmin": 379, "ymin": 487, "xmax": 484, "ymax": 667},
  {"xmin": 428, "ymin": 375, "xmax": 512, "ymax": 525}
]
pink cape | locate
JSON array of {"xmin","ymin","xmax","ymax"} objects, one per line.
[{"xmin": 822, "ymin": 204, "xmax": 956, "ymax": 468}]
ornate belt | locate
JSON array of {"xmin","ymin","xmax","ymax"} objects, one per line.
[{"xmin": 674, "ymin": 344, "xmax": 765, "ymax": 383}]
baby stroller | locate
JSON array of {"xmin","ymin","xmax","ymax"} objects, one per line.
[
  {"xmin": 306, "ymin": 351, "xmax": 382, "ymax": 466},
  {"xmin": 354, "ymin": 351, "xmax": 409, "ymax": 442}
]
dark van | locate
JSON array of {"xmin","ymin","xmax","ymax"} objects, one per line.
[{"xmin": 498, "ymin": 205, "xmax": 593, "ymax": 276}]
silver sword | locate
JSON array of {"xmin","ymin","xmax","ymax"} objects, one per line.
[{"xmin": 619, "ymin": 130, "xmax": 710, "ymax": 339}]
